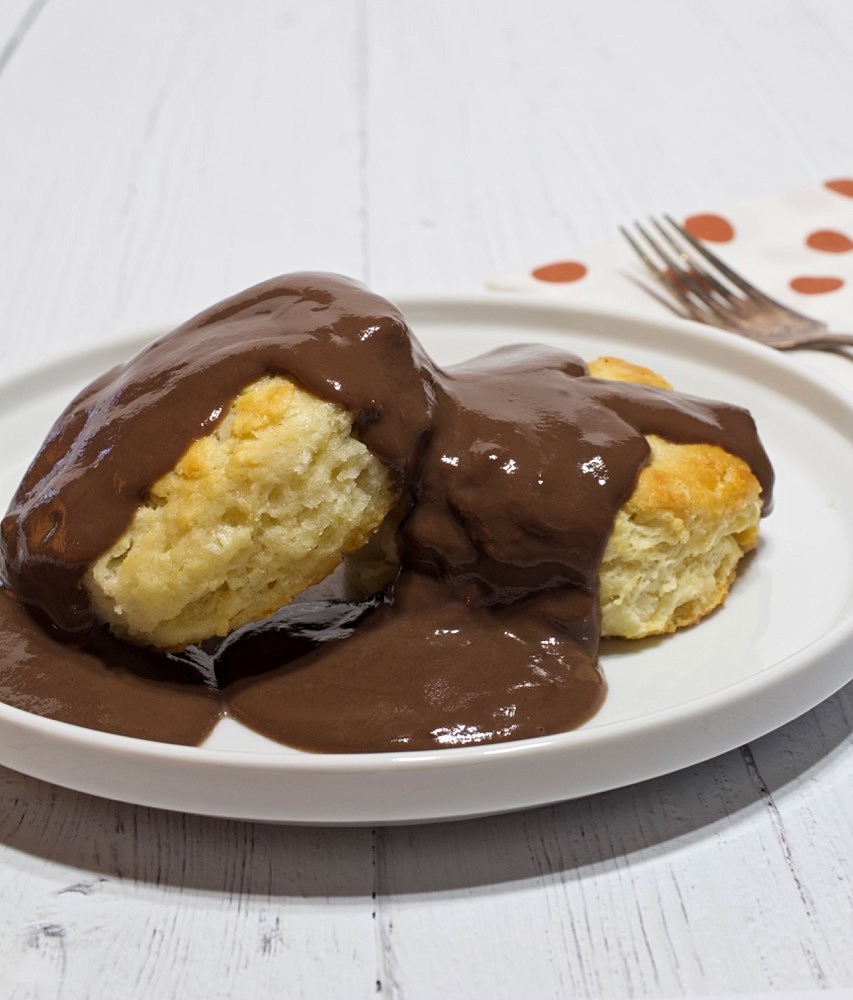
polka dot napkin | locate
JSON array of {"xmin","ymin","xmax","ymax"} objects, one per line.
[{"xmin": 487, "ymin": 178, "xmax": 853, "ymax": 343}]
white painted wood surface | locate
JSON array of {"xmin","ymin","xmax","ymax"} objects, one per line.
[{"xmin": 1, "ymin": 2, "xmax": 851, "ymax": 997}]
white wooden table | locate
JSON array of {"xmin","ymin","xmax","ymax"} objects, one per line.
[{"xmin": 1, "ymin": 3, "xmax": 851, "ymax": 997}]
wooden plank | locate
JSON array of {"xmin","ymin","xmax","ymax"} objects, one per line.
[{"xmin": 0, "ymin": 0, "xmax": 851, "ymax": 997}]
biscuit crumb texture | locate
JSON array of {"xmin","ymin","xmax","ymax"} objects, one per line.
[
  {"xmin": 588, "ymin": 356, "xmax": 762, "ymax": 639},
  {"xmin": 85, "ymin": 376, "xmax": 395, "ymax": 649}
]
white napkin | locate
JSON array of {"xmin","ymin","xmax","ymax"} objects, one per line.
[{"xmin": 488, "ymin": 180, "xmax": 853, "ymax": 394}]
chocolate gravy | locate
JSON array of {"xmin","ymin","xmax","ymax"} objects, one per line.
[
  {"xmin": 0, "ymin": 274, "xmax": 774, "ymax": 752},
  {"xmin": 0, "ymin": 588, "xmax": 220, "ymax": 745}
]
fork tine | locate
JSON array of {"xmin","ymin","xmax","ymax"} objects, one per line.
[
  {"xmin": 628, "ymin": 220, "xmax": 735, "ymax": 325},
  {"xmin": 649, "ymin": 218, "xmax": 734, "ymax": 300},
  {"xmin": 618, "ymin": 225, "xmax": 695, "ymax": 317},
  {"xmin": 661, "ymin": 214, "xmax": 775, "ymax": 302},
  {"xmin": 620, "ymin": 225, "xmax": 708, "ymax": 322},
  {"xmin": 619, "ymin": 223, "xmax": 658, "ymax": 275}
]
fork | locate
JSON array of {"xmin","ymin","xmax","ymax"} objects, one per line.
[{"xmin": 621, "ymin": 215, "xmax": 853, "ymax": 355}]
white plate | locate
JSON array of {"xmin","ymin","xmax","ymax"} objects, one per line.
[{"xmin": 1, "ymin": 296, "xmax": 852, "ymax": 825}]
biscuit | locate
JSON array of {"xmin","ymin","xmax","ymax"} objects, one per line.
[
  {"xmin": 84, "ymin": 375, "xmax": 396, "ymax": 649},
  {"xmin": 588, "ymin": 357, "xmax": 762, "ymax": 638},
  {"xmin": 84, "ymin": 355, "xmax": 762, "ymax": 651}
]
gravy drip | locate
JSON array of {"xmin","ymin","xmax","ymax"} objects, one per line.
[{"xmin": 0, "ymin": 274, "xmax": 773, "ymax": 752}]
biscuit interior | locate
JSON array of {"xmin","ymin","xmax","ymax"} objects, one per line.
[
  {"xmin": 589, "ymin": 356, "xmax": 762, "ymax": 639},
  {"xmin": 84, "ymin": 376, "xmax": 395, "ymax": 649}
]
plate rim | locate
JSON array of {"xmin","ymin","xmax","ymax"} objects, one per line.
[{"xmin": 1, "ymin": 293, "xmax": 852, "ymax": 822}]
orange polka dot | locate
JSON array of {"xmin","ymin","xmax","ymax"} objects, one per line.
[
  {"xmin": 825, "ymin": 178, "xmax": 853, "ymax": 199},
  {"xmin": 531, "ymin": 260, "xmax": 588, "ymax": 283},
  {"xmin": 789, "ymin": 275, "xmax": 845, "ymax": 295},
  {"xmin": 683, "ymin": 213, "xmax": 735, "ymax": 243},
  {"xmin": 806, "ymin": 229, "xmax": 853, "ymax": 253}
]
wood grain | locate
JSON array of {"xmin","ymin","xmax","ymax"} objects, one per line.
[{"xmin": 0, "ymin": 1, "xmax": 851, "ymax": 997}]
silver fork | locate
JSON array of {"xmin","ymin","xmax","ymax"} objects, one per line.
[{"xmin": 621, "ymin": 215, "xmax": 853, "ymax": 355}]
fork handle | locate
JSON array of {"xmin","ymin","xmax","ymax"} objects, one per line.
[{"xmin": 808, "ymin": 333, "xmax": 853, "ymax": 356}]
